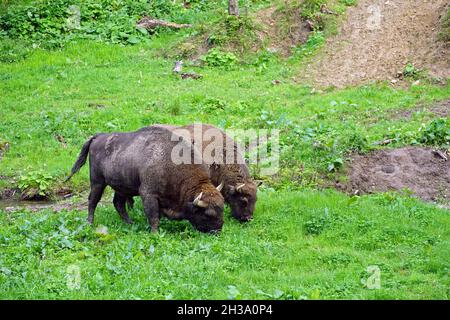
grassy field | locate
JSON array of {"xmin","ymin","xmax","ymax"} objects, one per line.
[
  {"xmin": 1, "ymin": 190, "xmax": 449, "ymax": 299},
  {"xmin": 0, "ymin": 2, "xmax": 449, "ymax": 299}
]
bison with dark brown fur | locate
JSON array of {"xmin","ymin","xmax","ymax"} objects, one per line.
[
  {"xmin": 66, "ymin": 126, "xmax": 224, "ymax": 233},
  {"xmin": 153, "ymin": 124, "xmax": 258, "ymax": 222}
]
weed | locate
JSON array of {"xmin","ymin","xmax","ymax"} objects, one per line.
[
  {"xmin": 202, "ymin": 48, "xmax": 238, "ymax": 68},
  {"xmin": 345, "ymin": 132, "xmax": 369, "ymax": 153},
  {"xmin": 252, "ymin": 49, "xmax": 278, "ymax": 73},
  {"xmin": 18, "ymin": 170, "xmax": 55, "ymax": 199},
  {"xmin": 418, "ymin": 118, "xmax": 450, "ymax": 146},
  {"xmin": 402, "ymin": 63, "xmax": 423, "ymax": 80},
  {"xmin": 327, "ymin": 157, "xmax": 344, "ymax": 172},
  {"xmin": 304, "ymin": 208, "xmax": 332, "ymax": 235},
  {"xmin": 200, "ymin": 97, "xmax": 228, "ymax": 114}
]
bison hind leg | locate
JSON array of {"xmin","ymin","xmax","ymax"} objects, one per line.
[
  {"xmin": 87, "ymin": 183, "xmax": 106, "ymax": 224},
  {"xmin": 113, "ymin": 192, "xmax": 133, "ymax": 224}
]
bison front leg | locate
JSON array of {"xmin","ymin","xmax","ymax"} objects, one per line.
[
  {"xmin": 113, "ymin": 192, "xmax": 133, "ymax": 224},
  {"xmin": 141, "ymin": 195, "xmax": 160, "ymax": 233}
]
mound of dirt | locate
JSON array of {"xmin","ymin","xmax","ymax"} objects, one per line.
[
  {"xmin": 255, "ymin": 6, "xmax": 310, "ymax": 57},
  {"xmin": 304, "ymin": 0, "xmax": 450, "ymax": 88},
  {"xmin": 341, "ymin": 147, "xmax": 450, "ymax": 202}
]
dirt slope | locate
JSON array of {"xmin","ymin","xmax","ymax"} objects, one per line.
[{"xmin": 304, "ymin": 0, "xmax": 450, "ymax": 88}]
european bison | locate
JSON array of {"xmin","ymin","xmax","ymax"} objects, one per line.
[
  {"xmin": 153, "ymin": 124, "xmax": 258, "ymax": 222},
  {"xmin": 66, "ymin": 126, "xmax": 224, "ymax": 233}
]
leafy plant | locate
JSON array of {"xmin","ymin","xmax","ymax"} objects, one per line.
[
  {"xmin": 201, "ymin": 97, "xmax": 228, "ymax": 113},
  {"xmin": 327, "ymin": 157, "xmax": 343, "ymax": 172},
  {"xmin": 402, "ymin": 63, "xmax": 422, "ymax": 80},
  {"xmin": 418, "ymin": 118, "xmax": 450, "ymax": 146},
  {"xmin": 18, "ymin": 170, "xmax": 55, "ymax": 199},
  {"xmin": 252, "ymin": 49, "xmax": 278, "ymax": 73},
  {"xmin": 345, "ymin": 131, "xmax": 369, "ymax": 153},
  {"xmin": 304, "ymin": 208, "xmax": 333, "ymax": 235},
  {"xmin": 202, "ymin": 48, "xmax": 238, "ymax": 68},
  {"xmin": 257, "ymin": 110, "xmax": 292, "ymax": 129}
]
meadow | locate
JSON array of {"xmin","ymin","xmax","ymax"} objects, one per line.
[{"xmin": 0, "ymin": 0, "xmax": 449, "ymax": 299}]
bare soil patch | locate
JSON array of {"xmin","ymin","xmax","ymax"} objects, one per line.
[
  {"xmin": 0, "ymin": 199, "xmax": 88, "ymax": 213},
  {"xmin": 304, "ymin": 0, "xmax": 450, "ymax": 88},
  {"xmin": 390, "ymin": 98, "xmax": 450, "ymax": 120},
  {"xmin": 340, "ymin": 147, "xmax": 450, "ymax": 203}
]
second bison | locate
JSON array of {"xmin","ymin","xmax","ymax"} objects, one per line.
[{"xmin": 155, "ymin": 124, "xmax": 258, "ymax": 222}]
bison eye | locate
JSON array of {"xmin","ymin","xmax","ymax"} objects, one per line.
[{"xmin": 240, "ymin": 198, "xmax": 249, "ymax": 207}]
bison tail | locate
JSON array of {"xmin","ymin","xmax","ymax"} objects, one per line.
[{"xmin": 65, "ymin": 135, "xmax": 98, "ymax": 182}]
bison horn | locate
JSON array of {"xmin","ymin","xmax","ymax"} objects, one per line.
[
  {"xmin": 216, "ymin": 182, "xmax": 224, "ymax": 192},
  {"xmin": 236, "ymin": 183, "xmax": 246, "ymax": 192},
  {"xmin": 193, "ymin": 192, "xmax": 208, "ymax": 208}
]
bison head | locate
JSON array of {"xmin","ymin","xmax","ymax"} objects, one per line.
[
  {"xmin": 226, "ymin": 181, "xmax": 258, "ymax": 222},
  {"xmin": 186, "ymin": 185, "xmax": 224, "ymax": 233}
]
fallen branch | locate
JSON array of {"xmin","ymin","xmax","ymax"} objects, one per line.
[
  {"xmin": 432, "ymin": 149, "xmax": 448, "ymax": 161},
  {"xmin": 373, "ymin": 138, "xmax": 394, "ymax": 146},
  {"xmin": 181, "ymin": 72, "xmax": 202, "ymax": 80},
  {"xmin": 137, "ymin": 17, "xmax": 191, "ymax": 30}
]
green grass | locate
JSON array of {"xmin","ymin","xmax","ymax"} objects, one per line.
[
  {"xmin": 1, "ymin": 190, "xmax": 449, "ymax": 299},
  {"xmin": 0, "ymin": 13, "xmax": 449, "ymax": 299}
]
